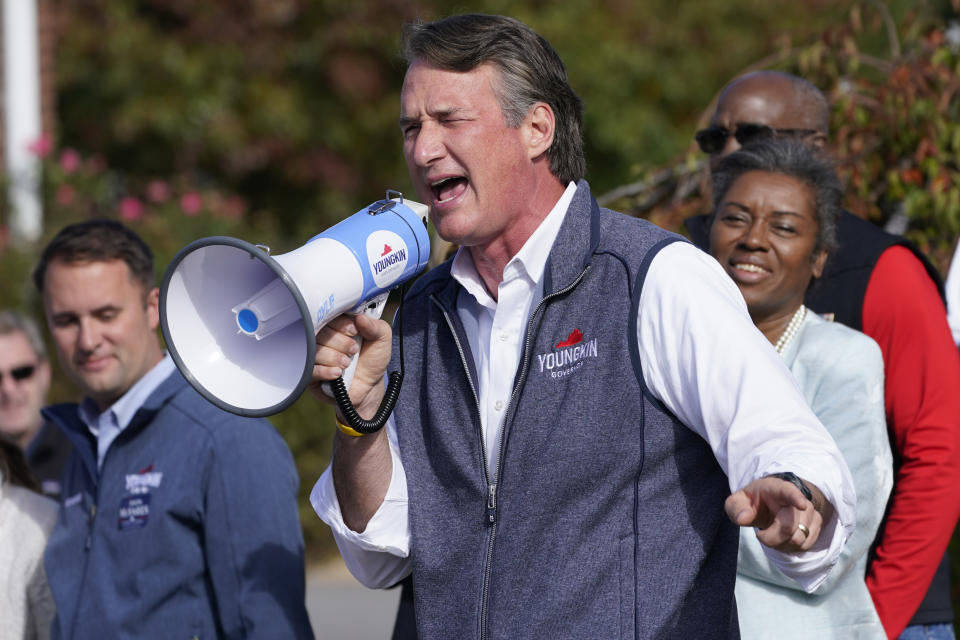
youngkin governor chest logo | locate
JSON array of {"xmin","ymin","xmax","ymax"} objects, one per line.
[{"xmin": 537, "ymin": 328, "xmax": 599, "ymax": 379}]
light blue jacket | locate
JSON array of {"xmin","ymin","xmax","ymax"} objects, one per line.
[{"xmin": 736, "ymin": 311, "xmax": 892, "ymax": 639}]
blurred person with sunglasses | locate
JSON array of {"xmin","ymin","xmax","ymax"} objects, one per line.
[
  {"xmin": 695, "ymin": 122, "xmax": 820, "ymax": 157},
  {"xmin": 0, "ymin": 310, "xmax": 72, "ymax": 499},
  {"xmin": 686, "ymin": 70, "xmax": 960, "ymax": 640}
]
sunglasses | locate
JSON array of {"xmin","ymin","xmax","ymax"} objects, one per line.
[
  {"xmin": 694, "ymin": 123, "xmax": 819, "ymax": 154},
  {"xmin": 0, "ymin": 364, "xmax": 37, "ymax": 384}
]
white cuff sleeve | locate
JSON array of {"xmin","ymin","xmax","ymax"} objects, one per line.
[
  {"xmin": 310, "ymin": 418, "xmax": 412, "ymax": 589},
  {"xmin": 752, "ymin": 467, "xmax": 856, "ymax": 592}
]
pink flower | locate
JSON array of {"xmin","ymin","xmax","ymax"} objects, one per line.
[
  {"xmin": 56, "ymin": 184, "xmax": 76, "ymax": 206},
  {"xmin": 59, "ymin": 148, "xmax": 80, "ymax": 173},
  {"xmin": 180, "ymin": 192, "xmax": 203, "ymax": 216},
  {"xmin": 146, "ymin": 180, "xmax": 170, "ymax": 203},
  {"xmin": 27, "ymin": 133, "xmax": 52, "ymax": 158},
  {"xmin": 119, "ymin": 197, "xmax": 144, "ymax": 221}
]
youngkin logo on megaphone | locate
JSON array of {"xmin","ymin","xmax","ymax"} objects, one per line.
[{"xmin": 367, "ymin": 231, "xmax": 409, "ymax": 288}]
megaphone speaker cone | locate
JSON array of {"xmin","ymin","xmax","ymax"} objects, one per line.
[
  {"xmin": 160, "ymin": 238, "xmax": 315, "ymax": 417},
  {"xmin": 159, "ymin": 195, "xmax": 431, "ymax": 418}
]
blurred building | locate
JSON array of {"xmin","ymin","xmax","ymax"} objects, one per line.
[{"xmin": 0, "ymin": 0, "xmax": 56, "ymax": 241}]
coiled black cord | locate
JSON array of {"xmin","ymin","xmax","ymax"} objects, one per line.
[{"xmin": 330, "ymin": 284, "xmax": 406, "ymax": 434}]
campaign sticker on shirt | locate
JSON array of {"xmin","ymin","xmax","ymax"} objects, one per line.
[
  {"xmin": 118, "ymin": 493, "xmax": 151, "ymax": 530},
  {"xmin": 366, "ymin": 230, "xmax": 408, "ymax": 288}
]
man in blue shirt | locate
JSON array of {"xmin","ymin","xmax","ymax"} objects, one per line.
[{"xmin": 35, "ymin": 220, "xmax": 313, "ymax": 639}]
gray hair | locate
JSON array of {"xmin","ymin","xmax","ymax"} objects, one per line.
[
  {"xmin": 0, "ymin": 309, "xmax": 47, "ymax": 361},
  {"xmin": 402, "ymin": 14, "xmax": 585, "ymax": 184},
  {"xmin": 711, "ymin": 138, "xmax": 841, "ymax": 255}
]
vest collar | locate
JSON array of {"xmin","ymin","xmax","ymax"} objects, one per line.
[{"xmin": 543, "ymin": 179, "xmax": 601, "ymax": 296}]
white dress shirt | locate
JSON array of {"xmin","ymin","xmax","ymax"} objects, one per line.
[{"xmin": 312, "ymin": 182, "xmax": 856, "ymax": 593}]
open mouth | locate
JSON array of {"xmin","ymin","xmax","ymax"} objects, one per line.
[
  {"xmin": 733, "ymin": 263, "xmax": 769, "ymax": 274},
  {"xmin": 431, "ymin": 177, "xmax": 468, "ymax": 204}
]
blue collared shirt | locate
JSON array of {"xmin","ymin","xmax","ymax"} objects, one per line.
[{"xmin": 78, "ymin": 355, "xmax": 176, "ymax": 470}]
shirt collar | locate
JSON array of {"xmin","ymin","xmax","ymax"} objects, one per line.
[
  {"xmin": 450, "ymin": 181, "xmax": 578, "ymax": 306},
  {"xmin": 79, "ymin": 354, "xmax": 176, "ymax": 435}
]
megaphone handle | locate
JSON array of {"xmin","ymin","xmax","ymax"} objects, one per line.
[
  {"xmin": 319, "ymin": 336, "xmax": 361, "ymax": 397},
  {"xmin": 338, "ymin": 336, "xmax": 362, "ymax": 390},
  {"xmin": 320, "ymin": 292, "xmax": 389, "ymax": 397},
  {"xmin": 331, "ymin": 286, "xmax": 408, "ymax": 435}
]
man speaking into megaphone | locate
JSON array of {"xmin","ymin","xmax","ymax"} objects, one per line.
[{"xmin": 309, "ymin": 14, "xmax": 857, "ymax": 640}]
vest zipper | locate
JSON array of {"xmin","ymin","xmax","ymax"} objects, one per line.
[
  {"xmin": 430, "ymin": 296, "xmax": 487, "ymax": 474},
  {"xmin": 72, "ymin": 471, "xmax": 101, "ymax": 635},
  {"xmin": 487, "ymin": 483, "xmax": 497, "ymax": 524},
  {"xmin": 483, "ymin": 265, "xmax": 592, "ymax": 638},
  {"xmin": 432, "ymin": 264, "xmax": 591, "ymax": 639},
  {"xmin": 432, "ymin": 295, "xmax": 500, "ymax": 640}
]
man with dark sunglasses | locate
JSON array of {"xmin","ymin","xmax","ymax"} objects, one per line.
[
  {"xmin": 695, "ymin": 122, "xmax": 820, "ymax": 156},
  {"xmin": 687, "ymin": 70, "xmax": 960, "ymax": 640},
  {"xmin": 0, "ymin": 309, "xmax": 72, "ymax": 498},
  {"xmin": 694, "ymin": 71, "xmax": 828, "ymax": 161}
]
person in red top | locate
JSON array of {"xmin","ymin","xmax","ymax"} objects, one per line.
[{"xmin": 687, "ymin": 71, "xmax": 960, "ymax": 639}]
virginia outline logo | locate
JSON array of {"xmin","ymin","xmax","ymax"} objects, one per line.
[
  {"xmin": 538, "ymin": 328, "xmax": 598, "ymax": 378},
  {"xmin": 555, "ymin": 329, "xmax": 583, "ymax": 348}
]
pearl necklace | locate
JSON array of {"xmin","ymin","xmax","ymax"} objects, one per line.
[{"xmin": 774, "ymin": 305, "xmax": 806, "ymax": 355}]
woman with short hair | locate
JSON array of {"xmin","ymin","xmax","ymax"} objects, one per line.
[{"xmin": 708, "ymin": 138, "xmax": 892, "ymax": 639}]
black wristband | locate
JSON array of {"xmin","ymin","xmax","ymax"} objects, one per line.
[{"xmin": 768, "ymin": 472, "xmax": 813, "ymax": 501}]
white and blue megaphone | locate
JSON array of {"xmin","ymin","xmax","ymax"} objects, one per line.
[{"xmin": 159, "ymin": 191, "xmax": 430, "ymax": 419}]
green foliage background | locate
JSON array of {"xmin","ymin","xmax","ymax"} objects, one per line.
[{"xmin": 2, "ymin": 0, "xmax": 958, "ymax": 581}]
